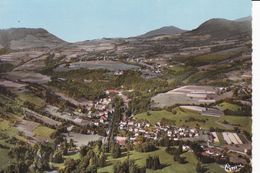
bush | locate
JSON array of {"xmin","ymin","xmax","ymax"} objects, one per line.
[
  {"xmin": 146, "ymin": 156, "xmax": 162, "ymax": 170},
  {"xmin": 134, "ymin": 141, "xmax": 157, "ymax": 153}
]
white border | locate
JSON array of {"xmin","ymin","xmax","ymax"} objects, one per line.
[{"xmin": 252, "ymin": 1, "xmax": 260, "ymax": 173}]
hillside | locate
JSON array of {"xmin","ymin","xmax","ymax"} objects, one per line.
[
  {"xmin": 0, "ymin": 28, "xmax": 66, "ymax": 50},
  {"xmin": 138, "ymin": 26, "xmax": 186, "ymax": 38},
  {"xmin": 189, "ymin": 18, "xmax": 251, "ymax": 39}
]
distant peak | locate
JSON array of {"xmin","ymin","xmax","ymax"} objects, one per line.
[
  {"xmin": 235, "ymin": 16, "xmax": 252, "ymax": 22},
  {"xmin": 138, "ymin": 25, "xmax": 186, "ymax": 38}
]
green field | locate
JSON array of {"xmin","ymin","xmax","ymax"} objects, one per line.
[
  {"xmin": 52, "ymin": 146, "xmax": 225, "ymax": 173},
  {"xmin": 204, "ymin": 163, "xmax": 225, "ymax": 173},
  {"xmin": 17, "ymin": 92, "xmax": 46, "ymax": 108},
  {"xmin": 217, "ymin": 102, "xmax": 241, "ymax": 112},
  {"xmin": 52, "ymin": 153, "xmax": 81, "ymax": 170},
  {"xmin": 0, "ymin": 119, "xmax": 17, "ymax": 137},
  {"xmin": 98, "ymin": 148, "xmax": 198, "ymax": 173},
  {"xmin": 33, "ymin": 125, "xmax": 55, "ymax": 138},
  {"xmin": 0, "ymin": 148, "xmax": 12, "ymax": 170},
  {"xmin": 134, "ymin": 109, "xmax": 251, "ymax": 133},
  {"xmin": 0, "ymin": 119, "xmax": 20, "ymax": 169},
  {"xmin": 186, "ymin": 50, "xmax": 242, "ymax": 66}
]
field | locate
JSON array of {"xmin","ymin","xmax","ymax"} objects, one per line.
[
  {"xmin": 33, "ymin": 125, "xmax": 55, "ymax": 139},
  {"xmin": 185, "ymin": 49, "xmax": 243, "ymax": 66},
  {"xmin": 0, "ymin": 148, "xmax": 12, "ymax": 170},
  {"xmin": 17, "ymin": 92, "xmax": 46, "ymax": 108},
  {"xmin": 55, "ymin": 60, "xmax": 140, "ymax": 72},
  {"xmin": 3, "ymin": 71, "xmax": 51, "ymax": 84},
  {"xmin": 204, "ymin": 163, "xmax": 226, "ymax": 173},
  {"xmin": 134, "ymin": 109, "xmax": 252, "ymax": 133},
  {"xmin": 98, "ymin": 148, "xmax": 198, "ymax": 173},
  {"xmin": 0, "ymin": 119, "xmax": 18, "ymax": 137},
  {"xmin": 151, "ymin": 85, "xmax": 218, "ymax": 108},
  {"xmin": 0, "ymin": 119, "xmax": 25, "ymax": 169},
  {"xmin": 16, "ymin": 119, "xmax": 39, "ymax": 137},
  {"xmin": 63, "ymin": 133, "xmax": 104, "ymax": 147},
  {"xmin": 53, "ymin": 147, "xmax": 225, "ymax": 173},
  {"xmin": 217, "ymin": 101, "xmax": 241, "ymax": 112}
]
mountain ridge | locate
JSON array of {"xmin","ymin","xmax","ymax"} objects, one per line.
[
  {"xmin": 0, "ymin": 27, "xmax": 66, "ymax": 50},
  {"xmin": 138, "ymin": 26, "xmax": 186, "ymax": 38}
]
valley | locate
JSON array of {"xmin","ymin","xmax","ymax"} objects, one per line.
[{"xmin": 0, "ymin": 17, "xmax": 252, "ymax": 173}]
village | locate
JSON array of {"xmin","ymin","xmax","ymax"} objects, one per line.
[
  {"xmin": 2, "ymin": 81, "xmax": 248, "ymax": 173},
  {"xmin": 0, "ymin": 12, "xmax": 252, "ymax": 172}
]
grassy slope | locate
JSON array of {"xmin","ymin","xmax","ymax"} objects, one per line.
[
  {"xmin": 205, "ymin": 163, "xmax": 226, "ymax": 173},
  {"xmin": 134, "ymin": 109, "xmax": 251, "ymax": 133},
  {"xmin": 98, "ymin": 148, "xmax": 198, "ymax": 173},
  {"xmin": 17, "ymin": 92, "xmax": 45, "ymax": 108},
  {"xmin": 0, "ymin": 119, "xmax": 18, "ymax": 169},
  {"xmin": 53, "ymin": 146, "xmax": 225, "ymax": 173},
  {"xmin": 33, "ymin": 125, "xmax": 55, "ymax": 138},
  {"xmin": 0, "ymin": 149, "xmax": 11, "ymax": 169},
  {"xmin": 217, "ymin": 102, "xmax": 241, "ymax": 112}
]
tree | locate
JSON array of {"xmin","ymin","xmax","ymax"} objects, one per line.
[
  {"xmin": 134, "ymin": 141, "xmax": 157, "ymax": 153},
  {"xmin": 98, "ymin": 152, "xmax": 106, "ymax": 167},
  {"xmin": 196, "ymin": 162, "xmax": 207, "ymax": 173},
  {"xmin": 64, "ymin": 159, "xmax": 78, "ymax": 173},
  {"xmin": 80, "ymin": 146, "xmax": 90, "ymax": 157},
  {"xmin": 159, "ymin": 135, "xmax": 170, "ymax": 147},
  {"xmin": 51, "ymin": 151, "xmax": 63, "ymax": 163},
  {"xmin": 113, "ymin": 160, "xmax": 145, "ymax": 173},
  {"xmin": 146, "ymin": 156, "xmax": 161, "ymax": 170},
  {"xmin": 85, "ymin": 165, "xmax": 97, "ymax": 173},
  {"xmin": 111, "ymin": 142, "xmax": 121, "ymax": 158}
]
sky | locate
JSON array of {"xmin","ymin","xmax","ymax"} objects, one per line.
[{"xmin": 0, "ymin": 0, "xmax": 251, "ymax": 42}]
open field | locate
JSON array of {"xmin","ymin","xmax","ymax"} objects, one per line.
[
  {"xmin": 23, "ymin": 108, "xmax": 62, "ymax": 126},
  {"xmin": 0, "ymin": 79, "xmax": 26, "ymax": 89},
  {"xmin": 33, "ymin": 125, "xmax": 55, "ymax": 139},
  {"xmin": 2, "ymin": 71, "xmax": 51, "ymax": 84},
  {"xmin": 63, "ymin": 133, "xmax": 104, "ymax": 147},
  {"xmin": 222, "ymin": 132, "xmax": 243, "ymax": 145},
  {"xmin": 0, "ymin": 119, "xmax": 17, "ymax": 137},
  {"xmin": 0, "ymin": 148, "xmax": 12, "ymax": 170},
  {"xmin": 17, "ymin": 92, "xmax": 46, "ymax": 108},
  {"xmin": 98, "ymin": 148, "xmax": 198, "ymax": 173},
  {"xmin": 217, "ymin": 101, "xmax": 241, "ymax": 112},
  {"xmin": 134, "ymin": 109, "xmax": 251, "ymax": 133},
  {"xmin": 151, "ymin": 85, "xmax": 219, "ymax": 108},
  {"xmin": 186, "ymin": 49, "xmax": 243, "ymax": 66},
  {"xmin": 53, "ymin": 147, "xmax": 224, "ymax": 173},
  {"xmin": 55, "ymin": 60, "xmax": 140, "ymax": 72},
  {"xmin": 0, "ymin": 118, "xmax": 27, "ymax": 169},
  {"xmin": 204, "ymin": 163, "xmax": 226, "ymax": 173},
  {"xmin": 180, "ymin": 106, "xmax": 224, "ymax": 117},
  {"xmin": 15, "ymin": 119, "xmax": 39, "ymax": 137}
]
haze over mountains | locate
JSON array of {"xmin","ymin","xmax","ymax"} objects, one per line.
[{"xmin": 0, "ymin": 16, "xmax": 251, "ymax": 50}]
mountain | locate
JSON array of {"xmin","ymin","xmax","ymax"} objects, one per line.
[
  {"xmin": 138, "ymin": 26, "xmax": 186, "ymax": 38},
  {"xmin": 0, "ymin": 28, "xmax": 66, "ymax": 50},
  {"xmin": 189, "ymin": 18, "xmax": 251, "ymax": 38},
  {"xmin": 235, "ymin": 16, "xmax": 252, "ymax": 22}
]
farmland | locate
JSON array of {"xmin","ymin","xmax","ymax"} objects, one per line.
[
  {"xmin": 134, "ymin": 109, "xmax": 252, "ymax": 133},
  {"xmin": 0, "ymin": 12, "xmax": 252, "ymax": 173},
  {"xmin": 98, "ymin": 148, "xmax": 199, "ymax": 173}
]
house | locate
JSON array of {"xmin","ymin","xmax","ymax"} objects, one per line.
[{"xmin": 115, "ymin": 136, "xmax": 127, "ymax": 146}]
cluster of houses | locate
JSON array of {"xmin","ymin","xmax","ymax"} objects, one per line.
[
  {"xmin": 116, "ymin": 120, "xmax": 201, "ymax": 145},
  {"xmin": 89, "ymin": 97, "xmax": 114, "ymax": 125}
]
